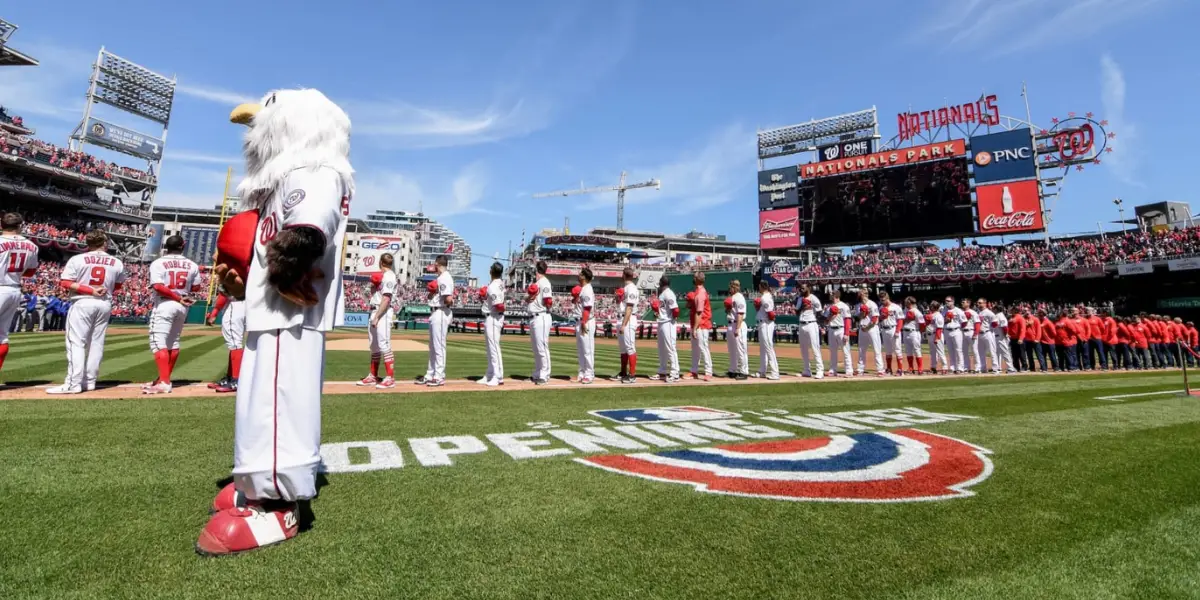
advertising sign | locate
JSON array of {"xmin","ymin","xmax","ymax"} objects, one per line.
[
  {"xmin": 799, "ymin": 140, "xmax": 966, "ymax": 179},
  {"xmin": 970, "ymin": 130, "xmax": 1037, "ymax": 184},
  {"xmin": 1159, "ymin": 297, "xmax": 1200, "ymax": 309},
  {"xmin": 761, "ymin": 258, "xmax": 801, "ymax": 289},
  {"xmin": 759, "ymin": 207, "xmax": 801, "ymax": 250},
  {"xmin": 757, "ymin": 166, "xmax": 799, "ymax": 210},
  {"xmin": 1073, "ymin": 265, "xmax": 1106, "ymax": 279},
  {"xmin": 142, "ymin": 223, "xmax": 165, "ymax": 261},
  {"xmin": 816, "ymin": 139, "xmax": 873, "ymax": 162},
  {"xmin": 83, "ymin": 118, "xmax": 164, "ymax": 161},
  {"xmin": 342, "ymin": 312, "xmax": 370, "ymax": 327},
  {"xmin": 898, "ymin": 95, "xmax": 999, "ymax": 142},
  {"xmin": 180, "ymin": 227, "xmax": 218, "ymax": 267},
  {"xmin": 1116, "ymin": 262, "xmax": 1153, "ymax": 276},
  {"xmin": 975, "ymin": 179, "xmax": 1043, "ymax": 235},
  {"xmin": 355, "ymin": 235, "xmax": 409, "ymax": 275},
  {"xmin": 1168, "ymin": 257, "xmax": 1200, "ymax": 272}
]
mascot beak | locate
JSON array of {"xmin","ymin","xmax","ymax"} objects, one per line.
[{"xmin": 230, "ymin": 103, "xmax": 262, "ymax": 126}]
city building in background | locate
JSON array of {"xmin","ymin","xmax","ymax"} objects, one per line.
[{"xmin": 364, "ymin": 209, "xmax": 472, "ymax": 282}]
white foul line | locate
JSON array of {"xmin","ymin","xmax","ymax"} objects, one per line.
[{"xmin": 1094, "ymin": 390, "xmax": 1185, "ymax": 401}]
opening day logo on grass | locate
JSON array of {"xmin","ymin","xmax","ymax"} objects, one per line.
[{"xmin": 320, "ymin": 406, "xmax": 993, "ymax": 503}]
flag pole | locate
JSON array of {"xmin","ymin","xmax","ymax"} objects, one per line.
[{"xmin": 207, "ymin": 166, "xmax": 234, "ymax": 310}]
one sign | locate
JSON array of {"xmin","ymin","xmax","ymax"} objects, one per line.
[
  {"xmin": 816, "ymin": 139, "xmax": 872, "ymax": 162},
  {"xmin": 969, "ymin": 130, "xmax": 1036, "ymax": 184},
  {"xmin": 83, "ymin": 117, "xmax": 164, "ymax": 161},
  {"xmin": 355, "ymin": 235, "xmax": 409, "ymax": 275},
  {"xmin": 799, "ymin": 140, "xmax": 966, "ymax": 179},
  {"xmin": 975, "ymin": 179, "xmax": 1043, "ymax": 235},
  {"xmin": 1168, "ymin": 257, "xmax": 1200, "ymax": 272},
  {"xmin": 898, "ymin": 95, "xmax": 1000, "ymax": 142},
  {"xmin": 1116, "ymin": 262, "xmax": 1153, "ymax": 276},
  {"xmin": 759, "ymin": 207, "xmax": 801, "ymax": 250},
  {"xmin": 757, "ymin": 166, "xmax": 799, "ymax": 209}
]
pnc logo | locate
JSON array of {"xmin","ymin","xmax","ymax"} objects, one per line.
[{"xmin": 973, "ymin": 151, "xmax": 993, "ymax": 166}]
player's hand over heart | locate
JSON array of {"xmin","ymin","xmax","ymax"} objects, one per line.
[
  {"xmin": 93, "ymin": 286, "xmax": 108, "ymax": 298},
  {"xmin": 214, "ymin": 264, "xmax": 246, "ymax": 300},
  {"xmin": 181, "ymin": 297, "xmax": 196, "ymax": 307}
]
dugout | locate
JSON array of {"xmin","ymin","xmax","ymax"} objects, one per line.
[{"xmin": 666, "ymin": 271, "xmax": 756, "ymax": 327}]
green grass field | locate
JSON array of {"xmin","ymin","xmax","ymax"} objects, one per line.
[{"xmin": 2, "ymin": 330, "xmax": 1198, "ymax": 599}]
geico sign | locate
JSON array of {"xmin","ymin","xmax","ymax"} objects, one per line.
[
  {"xmin": 973, "ymin": 146, "xmax": 1032, "ymax": 167},
  {"xmin": 361, "ymin": 240, "xmax": 405, "ymax": 250}
]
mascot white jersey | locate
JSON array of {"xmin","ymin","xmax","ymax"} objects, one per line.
[{"xmin": 197, "ymin": 88, "xmax": 353, "ymax": 557}]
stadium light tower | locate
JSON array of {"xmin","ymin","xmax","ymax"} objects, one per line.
[
  {"xmin": 1113, "ymin": 197, "xmax": 1125, "ymax": 230},
  {"xmin": 533, "ymin": 171, "xmax": 661, "ymax": 231},
  {"xmin": 0, "ymin": 18, "xmax": 39, "ymax": 66}
]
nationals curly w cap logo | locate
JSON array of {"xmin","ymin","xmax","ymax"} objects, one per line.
[{"xmin": 578, "ymin": 429, "xmax": 993, "ymax": 502}]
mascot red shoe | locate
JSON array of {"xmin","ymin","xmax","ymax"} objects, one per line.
[{"xmin": 197, "ymin": 88, "xmax": 354, "ymax": 556}]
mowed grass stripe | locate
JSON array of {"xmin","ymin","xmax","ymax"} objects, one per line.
[
  {"xmin": 2, "ymin": 335, "xmax": 161, "ymax": 382},
  {"xmin": 101, "ymin": 336, "xmax": 231, "ymax": 385}
]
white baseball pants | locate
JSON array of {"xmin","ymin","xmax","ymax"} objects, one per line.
[
  {"xmin": 486, "ymin": 314, "xmax": 505, "ymax": 382},
  {"xmin": 530, "ymin": 313, "xmax": 552, "ymax": 381},
  {"xmin": 857, "ymin": 327, "xmax": 883, "ymax": 375},
  {"xmin": 658, "ymin": 321, "xmax": 679, "ymax": 378},
  {"xmin": 425, "ymin": 308, "xmax": 451, "ymax": 381},
  {"xmin": 827, "ymin": 327, "xmax": 850, "ymax": 374},
  {"xmin": 0, "ymin": 287, "xmax": 19, "ymax": 345},
  {"xmin": 881, "ymin": 330, "xmax": 899, "ymax": 360},
  {"xmin": 221, "ymin": 300, "xmax": 246, "ymax": 350},
  {"xmin": 903, "ymin": 329, "xmax": 922, "ymax": 357},
  {"xmin": 757, "ymin": 321, "xmax": 777, "ymax": 378},
  {"xmin": 149, "ymin": 301, "xmax": 187, "ymax": 352},
  {"xmin": 998, "ymin": 335, "xmax": 1014, "ymax": 371},
  {"xmin": 575, "ymin": 319, "xmax": 593, "ymax": 380},
  {"xmin": 799, "ymin": 321, "xmax": 823, "ymax": 376},
  {"xmin": 931, "ymin": 334, "xmax": 947, "ymax": 371},
  {"xmin": 726, "ymin": 324, "xmax": 748, "ymax": 375},
  {"xmin": 620, "ymin": 321, "xmax": 638, "ymax": 355},
  {"xmin": 965, "ymin": 334, "xmax": 981, "ymax": 372},
  {"xmin": 979, "ymin": 331, "xmax": 999, "ymax": 373},
  {"xmin": 945, "ymin": 329, "xmax": 964, "ymax": 372},
  {"xmin": 233, "ymin": 325, "xmax": 324, "ymax": 502},
  {"xmin": 63, "ymin": 298, "xmax": 111, "ymax": 390},
  {"xmin": 691, "ymin": 328, "xmax": 712, "ymax": 376}
]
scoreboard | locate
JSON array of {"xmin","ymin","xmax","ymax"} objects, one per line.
[{"xmin": 180, "ymin": 226, "xmax": 218, "ymax": 267}]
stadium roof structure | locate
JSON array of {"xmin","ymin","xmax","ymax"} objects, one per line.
[{"xmin": 0, "ymin": 19, "xmax": 38, "ymax": 67}]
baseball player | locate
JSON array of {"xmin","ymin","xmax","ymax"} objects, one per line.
[
  {"xmin": 526, "ymin": 260, "xmax": 553, "ymax": 385},
  {"xmin": 824, "ymin": 289, "xmax": 851, "ymax": 377},
  {"xmin": 358, "ymin": 253, "xmax": 397, "ymax": 389},
  {"xmin": 1023, "ymin": 306, "xmax": 1044, "ymax": 372},
  {"xmin": 752, "ymin": 280, "xmax": 778, "ymax": 380},
  {"xmin": 855, "ymin": 289, "xmax": 883, "ymax": 376},
  {"xmin": 795, "ymin": 283, "xmax": 823, "ymax": 379},
  {"xmin": 205, "ymin": 291, "xmax": 246, "ymax": 393},
  {"xmin": 49, "ymin": 230, "xmax": 126, "ymax": 394},
  {"xmin": 977, "ymin": 298, "xmax": 1000, "ymax": 374},
  {"xmin": 1038, "ymin": 308, "xmax": 1058, "ymax": 372},
  {"xmin": 142, "ymin": 235, "xmax": 201, "ymax": 394},
  {"xmin": 925, "ymin": 300, "xmax": 946, "ymax": 374},
  {"xmin": 901, "ymin": 296, "xmax": 923, "ymax": 374},
  {"xmin": 651, "ymin": 275, "xmax": 680, "ymax": 382},
  {"xmin": 878, "ymin": 292, "xmax": 902, "ymax": 375},
  {"xmin": 574, "ymin": 267, "xmax": 593, "ymax": 385},
  {"xmin": 961, "ymin": 299, "xmax": 981, "ymax": 374},
  {"xmin": 618, "ymin": 267, "xmax": 640, "ymax": 384},
  {"xmin": 0, "ymin": 213, "xmax": 38, "ymax": 385},
  {"xmin": 725, "ymin": 279, "xmax": 748, "ymax": 380},
  {"xmin": 688, "ymin": 272, "xmax": 713, "ymax": 381},
  {"xmin": 480, "ymin": 261, "xmax": 506, "ymax": 386},
  {"xmin": 944, "ymin": 297, "xmax": 966, "ymax": 373},
  {"xmin": 419, "ymin": 255, "xmax": 454, "ymax": 387},
  {"xmin": 992, "ymin": 303, "xmax": 1014, "ymax": 373}
]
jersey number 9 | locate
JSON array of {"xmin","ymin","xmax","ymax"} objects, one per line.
[{"xmin": 88, "ymin": 266, "xmax": 106, "ymax": 286}]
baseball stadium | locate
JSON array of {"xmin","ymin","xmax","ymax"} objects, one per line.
[{"xmin": 4, "ymin": 7, "xmax": 1200, "ymax": 599}]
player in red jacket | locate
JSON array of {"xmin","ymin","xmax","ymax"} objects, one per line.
[
  {"xmin": 1101, "ymin": 309, "xmax": 1118, "ymax": 370},
  {"xmin": 1130, "ymin": 316, "xmax": 1151, "ymax": 370},
  {"xmin": 1055, "ymin": 312, "xmax": 1079, "ymax": 371},
  {"xmin": 1037, "ymin": 308, "xmax": 1057, "ymax": 372},
  {"xmin": 1085, "ymin": 308, "xmax": 1106, "ymax": 371},
  {"xmin": 1008, "ymin": 310, "xmax": 1027, "ymax": 372}
]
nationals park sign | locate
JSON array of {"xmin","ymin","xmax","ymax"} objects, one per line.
[{"xmin": 800, "ymin": 140, "xmax": 966, "ymax": 179}]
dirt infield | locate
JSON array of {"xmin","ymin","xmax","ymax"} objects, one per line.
[{"xmin": 325, "ymin": 338, "xmax": 427, "ymax": 352}]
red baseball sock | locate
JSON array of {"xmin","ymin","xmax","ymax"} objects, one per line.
[
  {"xmin": 230, "ymin": 348, "xmax": 244, "ymax": 379},
  {"xmin": 154, "ymin": 349, "xmax": 171, "ymax": 383},
  {"xmin": 384, "ymin": 352, "xmax": 394, "ymax": 377},
  {"xmin": 918, "ymin": 357, "xmax": 925, "ymax": 372},
  {"xmin": 168, "ymin": 349, "xmax": 180, "ymax": 375},
  {"xmin": 629, "ymin": 354, "xmax": 638, "ymax": 376},
  {"xmin": 0, "ymin": 342, "xmax": 7, "ymax": 371},
  {"xmin": 886, "ymin": 356, "xmax": 893, "ymax": 373},
  {"xmin": 370, "ymin": 352, "xmax": 380, "ymax": 377},
  {"xmin": 620, "ymin": 353, "xmax": 628, "ymax": 376}
]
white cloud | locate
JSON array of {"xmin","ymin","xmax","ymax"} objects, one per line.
[
  {"xmin": 0, "ymin": 42, "xmax": 93, "ymax": 121},
  {"xmin": 175, "ymin": 83, "xmax": 257, "ymax": 106},
  {"xmin": 346, "ymin": 97, "xmax": 553, "ymax": 149},
  {"xmin": 354, "ymin": 162, "xmax": 508, "ymax": 219},
  {"xmin": 165, "ymin": 149, "xmax": 242, "ymax": 165},
  {"xmin": 1099, "ymin": 53, "xmax": 1141, "ymax": 186}
]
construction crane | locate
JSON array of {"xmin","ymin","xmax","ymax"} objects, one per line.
[{"xmin": 533, "ymin": 171, "xmax": 660, "ymax": 231}]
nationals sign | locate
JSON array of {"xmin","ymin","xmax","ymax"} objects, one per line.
[
  {"xmin": 800, "ymin": 140, "xmax": 966, "ymax": 179},
  {"xmin": 898, "ymin": 95, "xmax": 1000, "ymax": 142},
  {"xmin": 975, "ymin": 179, "xmax": 1043, "ymax": 234},
  {"xmin": 759, "ymin": 207, "xmax": 801, "ymax": 249}
]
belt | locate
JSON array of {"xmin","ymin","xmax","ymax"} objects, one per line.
[
  {"xmin": 903, "ymin": 326, "xmax": 918, "ymax": 331},
  {"xmin": 828, "ymin": 325, "xmax": 842, "ymax": 329},
  {"xmin": 946, "ymin": 326, "xmax": 960, "ymax": 330},
  {"xmin": 800, "ymin": 320, "xmax": 816, "ymax": 324}
]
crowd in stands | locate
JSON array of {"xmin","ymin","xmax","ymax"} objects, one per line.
[
  {"xmin": 20, "ymin": 214, "xmax": 151, "ymax": 243},
  {"xmin": 1060, "ymin": 227, "xmax": 1200, "ymax": 268},
  {"xmin": 0, "ymin": 112, "xmax": 154, "ymax": 183},
  {"xmin": 0, "ymin": 106, "xmax": 26, "ymax": 129}
]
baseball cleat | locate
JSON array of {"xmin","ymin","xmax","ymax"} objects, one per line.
[
  {"xmin": 414, "ymin": 376, "xmax": 428, "ymax": 385},
  {"xmin": 666, "ymin": 375, "xmax": 680, "ymax": 383},
  {"xmin": 476, "ymin": 377, "xmax": 490, "ymax": 385},
  {"xmin": 425, "ymin": 379, "xmax": 445, "ymax": 387},
  {"xmin": 700, "ymin": 374, "xmax": 710, "ymax": 382},
  {"xmin": 579, "ymin": 378, "xmax": 592, "ymax": 385},
  {"xmin": 620, "ymin": 376, "xmax": 636, "ymax": 385},
  {"xmin": 687, "ymin": 372, "xmax": 698, "ymax": 380},
  {"xmin": 46, "ymin": 385, "xmax": 82, "ymax": 395},
  {"xmin": 533, "ymin": 378, "xmax": 548, "ymax": 386},
  {"xmin": 486, "ymin": 379, "xmax": 502, "ymax": 387},
  {"xmin": 142, "ymin": 381, "xmax": 173, "ymax": 395},
  {"xmin": 608, "ymin": 373, "xmax": 626, "ymax": 382},
  {"xmin": 211, "ymin": 483, "xmax": 246, "ymax": 513},
  {"xmin": 649, "ymin": 374, "xmax": 663, "ymax": 381},
  {"xmin": 356, "ymin": 375, "xmax": 378, "ymax": 386},
  {"xmin": 766, "ymin": 375, "xmax": 780, "ymax": 381},
  {"xmin": 214, "ymin": 379, "xmax": 238, "ymax": 394},
  {"xmin": 375, "ymin": 377, "xmax": 396, "ymax": 389},
  {"xmin": 196, "ymin": 503, "xmax": 299, "ymax": 557},
  {"xmin": 813, "ymin": 373, "xmax": 824, "ymax": 380},
  {"xmin": 750, "ymin": 372, "xmax": 762, "ymax": 379}
]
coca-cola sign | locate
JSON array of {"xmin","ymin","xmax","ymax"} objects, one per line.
[
  {"xmin": 759, "ymin": 207, "xmax": 801, "ymax": 250},
  {"xmin": 975, "ymin": 179, "xmax": 1043, "ymax": 234}
]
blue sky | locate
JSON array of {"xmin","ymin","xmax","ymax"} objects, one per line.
[{"xmin": 2, "ymin": 0, "xmax": 1197, "ymax": 278}]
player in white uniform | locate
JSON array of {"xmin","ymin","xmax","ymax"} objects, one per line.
[
  {"xmin": 924, "ymin": 301, "xmax": 946, "ymax": 374},
  {"xmin": 943, "ymin": 296, "xmax": 966, "ymax": 373},
  {"xmin": 0, "ymin": 213, "xmax": 38, "ymax": 385},
  {"xmin": 795, "ymin": 283, "xmax": 824, "ymax": 379},
  {"xmin": 993, "ymin": 305, "xmax": 1015, "ymax": 373},
  {"xmin": 901, "ymin": 297, "xmax": 923, "ymax": 374},
  {"xmin": 688, "ymin": 272, "xmax": 713, "ymax": 381},
  {"xmin": 49, "ymin": 230, "xmax": 126, "ymax": 394},
  {"xmin": 473, "ymin": 261, "xmax": 506, "ymax": 387},
  {"xmin": 573, "ymin": 267, "xmax": 594, "ymax": 384},
  {"xmin": 878, "ymin": 292, "xmax": 903, "ymax": 375},
  {"xmin": 142, "ymin": 235, "xmax": 201, "ymax": 394},
  {"xmin": 527, "ymin": 260, "xmax": 553, "ymax": 385},
  {"xmin": 618, "ymin": 267, "xmax": 641, "ymax": 384},
  {"xmin": 651, "ymin": 275, "xmax": 681, "ymax": 382},
  {"xmin": 725, "ymin": 280, "xmax": 749, "ymax": 379},
  {"xmin": 855, "ymin": 289, "xmax": 884, "ymax": 376},
  {"xmin": 206, "ymin": 292, "xmax": 246, "ymax": 393},
  {"xmin": 752, "ymin": 281, "xmax": 778, "ymax": 380},
  {"xmin": 358, "ymin": 254, "xmax": 397, "ymax": 389},
  {"xmin": 419, "ymin": 256, "xmax": 454, "ymax": 387},
  {"xmin": 977, "ymin": 298, "xmax": 1000, "ymax": 374},
  {"xmin": 824, "ymin": 289, "xmax": 851, "ymax": 377},
  {"xmin": 961, "ymin": 299, "xmax": 982, "ymax": 373}
]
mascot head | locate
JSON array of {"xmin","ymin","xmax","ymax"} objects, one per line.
[{"xmin": 230, "ymin": 88, "xmax": 355, "ymax": 207}]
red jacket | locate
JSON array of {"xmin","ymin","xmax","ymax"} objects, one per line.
[
  {"xmin": 1040, "ymin": 318, "xmax": 1057, "ymax": 345},
  {"xmin": 692, "ymin": 287, "xmax": 713, "ymax": 330},
  {"xmin": 1146, "ymin": 320, "xmax": 1162, "ymax": 343},
  {"xmin": 1190, "ymin": 326, "xmax": 1199, "ymax": 346},
  {"xmin": 1008, "ymin": 314, "xmax": 1026, "ymax": 340},
  {"xmin": 1056, "ymin": 318, "xmax": 1077, "ymax": 345},
  {"xmin": 1024, "ymin": 315, "xmax": 1041, "ymax": 342},
  {"xmin": 1131, "ymin": 323, "xmax": 1149, "ymax": 349},
  {"xmin": 1073, "ymin": 317, "xmax": 1092, "ymax": 340},
  {"xmin": 1087, "ymin": 316, "xmax": 1104, "ymax": 340},
  {"xmin": 1102, "ymin": 317, "xmax": 1118, "ymax": 345},
  {"xmin": 1116, "ymin": 323, "xmax": 1131, "ymax": 344}
]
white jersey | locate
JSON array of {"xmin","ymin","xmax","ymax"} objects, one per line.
[
  {"xmin": 945, "ymin": 307, "xmax": 966, "ymax": 330},
  {"xmin": 528, "ymin": 276, "xmax": 552, "ymax": 314},
  {"xmin": 880, "ymin": 301, "xmax": 901, "ymax": 329},
  {"xmin": 727, "ymin": 292, "xmax": 747, "ymax": 326},
  {"xmin": 797, "ymin": 293, "xmax": 821, "ymax": 322},
  {"xmin": 0, "ymin": 233, "xmax": 38, "ymax": 288},
  {"xmin": 486, "ymin": 279, "xmax": 506, "ymax": 317},
  {"xmin": 244, "ymin": 166, "xmax": 350, "ymax": 333},
  {"xmin": 577, "ymin": 283, "xmax": 594, "ymax": 323},
  {"xmin": 825, "ymin": 301, "xmax": 850, "ymax": 328},
  {"xmin": 963, "ymin": 309, "xmax": 979, "ymax": 335},
  {"xmin": 756, "ymin": 292, "xmax": 774, "ymax": 323},
  {"xmin": 429, "ymin": 272, "xmax": 454, "ymax": 309},
  {"xmin": 657, "ymin": 288, "xmax": 678, "ymax": 323},
  {"xmin": 994, "ymin": 312, "xmax": 1009, "ymax": 333},
  {"xmin": 979, "ymin": 309, "xmax": 996, "ymax": 333},
  {"xmin": 929, "ymin": 311, "xmax": 945, "ymax": 335},
  {"xmin": 621, "ymin": 282, "xmax": 640, "ymax": 320},
  {"xmin": 371, "ymin": 270, "xmax": 398, "ymax": 308},
  {"xmin": 856, "ymin": 299, "xmax": 879, "ymax": 329},
  {"xmin": 62, "ymin": 251, "xmax": 126, "ymax": 301},
  {"xmin": 149, "ymin": 255, "xmax": 200, "ymax": 307},
  {"xmin": 903, "ymin": 308, "xmax": 922, "ymax": 331}
]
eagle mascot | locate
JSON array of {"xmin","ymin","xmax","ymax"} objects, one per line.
[{"xmin": 196, "ymin": 89, "xmax": 354, "ymax": 556}]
